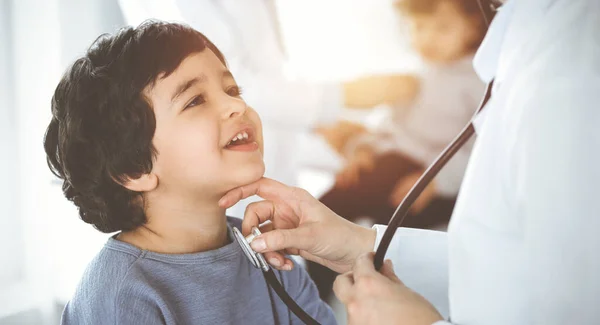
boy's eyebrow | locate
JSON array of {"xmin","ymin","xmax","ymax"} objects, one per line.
[
  {"xmin": 171, "ymin": 74, "xmax": 207, "ymax": 103},
  {"xmin": 223, "ymin": 70, "xmax": 234, "ymax": 80},
  {"xmin": 170, "ymin": 71, "xmax": 234, "ymax": 103}
]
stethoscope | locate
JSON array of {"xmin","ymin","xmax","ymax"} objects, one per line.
[{"xmin": 233, "ymin": 0, "xmax": 502, "ymax": 323}]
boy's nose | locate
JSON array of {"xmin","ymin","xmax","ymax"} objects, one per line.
[{"xmin": 221, "ymin": 96, "xmax": 247, "ymax": 119}]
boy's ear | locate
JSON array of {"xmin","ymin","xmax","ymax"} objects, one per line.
[{"xmin": 120, "ymin": 173, "xmax": 158, "ymax": 192}]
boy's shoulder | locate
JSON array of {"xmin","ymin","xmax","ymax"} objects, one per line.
[
  {"xmin": 76, "ymin": 239, "xmax": 143, "ymax": 293},
  {"xmin": 70, "ymin": 217, "xmax": 239, "ymax": 302},
  {"xmin": 64, "ymin": 218, "xmax": 241, "ymax": 321},
  {"xmin": 61, "ymin": 239, "xmax": 160, "ymax": 324},
  {"xmin": 73, "ymin": 216, "xmax": 239, "ymax": 293}
]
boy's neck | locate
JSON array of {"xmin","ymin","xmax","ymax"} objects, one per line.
[{"xmin": 118, "ymin": 195, "xmax": 230, "ymax": 254}]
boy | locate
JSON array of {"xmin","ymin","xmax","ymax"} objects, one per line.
[{"xmin": 44, "ymin": 21, "xmax": 336, "ymax": 324}]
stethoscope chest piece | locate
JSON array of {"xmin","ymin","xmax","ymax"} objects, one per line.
[
  {"xmin": 233, "ymin": 226, "xmax": 270, "ymax": 272},
  {"xmin": 233, "ymin": 226, "xmax": 320, "ymax": 324}
]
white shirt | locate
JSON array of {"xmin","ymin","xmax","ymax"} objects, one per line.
[{"xmin": 374, "ymin": 1, "xmax": 600, "ymax": 324}]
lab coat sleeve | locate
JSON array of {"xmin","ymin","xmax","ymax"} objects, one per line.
[
  {"xmin": 373, "ymin": 225, "xmax": 450, "ymax": 319},
  {"xmin": 514, "ymin": 78, "xmax": 600, "ymax": 324}
]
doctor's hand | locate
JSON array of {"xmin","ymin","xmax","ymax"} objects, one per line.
[
  {"xmin": 218, "ymin": 178, "xmax": 376, "ymax": 274},
  {"xmin": 334, "ymin": 253, "xmax": 443, "ymax": 325}
]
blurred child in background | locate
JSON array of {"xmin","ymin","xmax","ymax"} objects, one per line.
[{"xmin": 313, "ymin": 0, "xmax": 487, "ymax": 301}]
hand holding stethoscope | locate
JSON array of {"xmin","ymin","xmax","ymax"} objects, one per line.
[
  {"xmin": 219, "ymin": 177, "xmax": 445, "ymax": 324},
  {"xmin": 219, "ymin": 178, "xmax": 377, "ymax": 275}
]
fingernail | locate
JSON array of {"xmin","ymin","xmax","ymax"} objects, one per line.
[
  {"xmin": 251, "ymin": 238, "xmax": 266, "ymax": 252},
  {"xmin": 283, "ymin": 263, "xmax": 293, "ymax": 271},
  {"xmin": 218, "ymin": 198, "xmax": 225, "ymax": 207},
  {"xmin": 268, "ymin": 258, "xmax": 282, "ymax": 267}
]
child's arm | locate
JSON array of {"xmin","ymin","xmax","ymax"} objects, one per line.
[
  {"xmin": 60, "ymin": 290, "xmax": 169, "ymax": 325},
  {"xmin": 316, "ymin": 120, "xmax": 368, "ymax": 154},
  {"xmin": 343, "ymin": 74, "xmax": 420, "ymax": 109},
  {"xmin": 277, "ymin": 260, "xmax": 338, "ymax": 325}
]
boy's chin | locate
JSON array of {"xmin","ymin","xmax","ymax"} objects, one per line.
[{"xmin": 227, "ymin": 163, "xmax": 265, "ymax": 189}]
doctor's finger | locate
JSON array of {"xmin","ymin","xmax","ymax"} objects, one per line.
[
  {"xmin": 218, "ymin": 177, "xmax": 288, "ymax": 209},
  {"xmin": 380, "ymin": 259, "xmax": 402, "ymax": 284},
  {"xmin": 352, "ymin": 252, "xmax": 377, "ymax": 280},
  {"xmin": 242, "ymin": 200, "xmax": 277, "ymax": 235},
  {"xmin": 258, "ymin": 221, "xmax": 274, "ymax": 233},
  {"xmin": 262, "ymin": 251, "xmax": 293, "ymax": 271},
  {"xmin": 333, "ymin": 272, "xmax": 355, "ymax": 303},
  {"xmin": 284, "ymin": 247, "xmax": 300, "ymax": 255},
  {"xmin": 249, "ymin": 226, "xmax": 315, "ymax": 254}
]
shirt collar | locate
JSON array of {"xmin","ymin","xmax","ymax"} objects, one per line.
[{"xmin": 472, "ymin": 0, "xmax": 516, "ymax": 83}]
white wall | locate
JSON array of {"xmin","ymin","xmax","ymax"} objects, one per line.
[
  {"xmin": 1, "ymin": 1, "xmax": 62, "ymax": 322},
  {"xmin": 276, "ymin": 0, "xmax": 422, "ymax": 82},
  {"xmin": 0, "ymin": 0, "xmax": 125, "ymax": 322},
  {"xmin": 0, "ymin": 0, "xmax": 22, "ymax": 289}
]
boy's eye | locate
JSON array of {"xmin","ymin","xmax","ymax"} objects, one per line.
[
  {"xmin": 226, "ymin": 86, "xmax": 243, "ymax": 97},
  {"xmin": 184, "ymin": 95, "xmax": 205, "ymax": 110}
]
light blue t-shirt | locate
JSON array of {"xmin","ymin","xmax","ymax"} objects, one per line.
[{"xmin": 61, "ymin": 217, "xmax": 336, "ymax": 324}]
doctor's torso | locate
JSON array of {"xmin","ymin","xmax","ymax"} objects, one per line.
[{"xmin": 446, "ymin": 0, "xmax": 600, "ymax": 324}]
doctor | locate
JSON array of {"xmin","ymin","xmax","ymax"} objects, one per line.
[
  {"xmin": 219, "ymin": 0, "xmax": 600, "ymax": 324},
  {"xmin": 118, "ymin": 0, "xmax": 344, "ymax": 217}
]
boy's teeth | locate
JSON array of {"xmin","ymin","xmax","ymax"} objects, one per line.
[{"xmin": 227, "ymin": 131, "xmax": 251, "ymax": 147}]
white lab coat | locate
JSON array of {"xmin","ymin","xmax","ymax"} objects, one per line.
[
  {"xmin": 374, "ymin": 0, "xmax": 600, "ymax": 324},
  {"xmin": 118, "ymin": 0, "xmax": 343, "ymax": 216}
]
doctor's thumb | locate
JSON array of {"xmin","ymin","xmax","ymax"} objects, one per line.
[
  {"xmin": 380, "ymin": 259, "xmax": 402, "ymax": 284},
  {"xmin": 250, "ymin": 228, "xmax": 311, "ymax": 253}
]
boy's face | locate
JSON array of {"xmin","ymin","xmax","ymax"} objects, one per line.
[
  {"xmin": 406, "ymin": 1, "xmax": 480, "ymax": 64},
  {"xmin": 144, "ymin": 50, "xmax": 265, "ymax": 198}
]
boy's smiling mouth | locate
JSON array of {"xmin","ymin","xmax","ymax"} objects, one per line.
[{"xmin": 224, "ymin": 126, "xmax": 259, "ymax": 152}]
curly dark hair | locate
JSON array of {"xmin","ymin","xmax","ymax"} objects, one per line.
[{"xmin": 44, "ymin": 21, "xmax": 226, "ymax": 233}]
